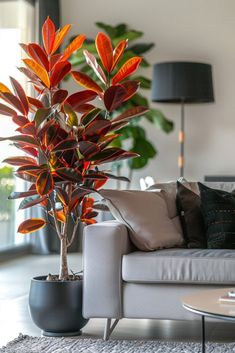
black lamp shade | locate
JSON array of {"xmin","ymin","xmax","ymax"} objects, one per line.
[{"xmin": 151, "ymin": 61, "xmax": 214, "ymax": 103}]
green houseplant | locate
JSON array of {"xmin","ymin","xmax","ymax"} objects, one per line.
[
  {"xmin": 68, "ymin": 21, "xmax": 174, "ymax": 181},
  {"xmin": 0, "ymin": 17, "xmax": 146, "ymax": 335}
]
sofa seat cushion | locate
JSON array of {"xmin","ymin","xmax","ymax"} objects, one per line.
[{"xmin": 122, "ymin": 248, "xmax": 235, "ymax": 284}]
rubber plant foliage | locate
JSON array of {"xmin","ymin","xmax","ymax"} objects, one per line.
[
  {"xmin": 0, "ymin": 18, "xmax": 147, "ymax": 280},
  {"xmin": 68, "ymin": 21, "xmax": 174, "ymax": 176}
]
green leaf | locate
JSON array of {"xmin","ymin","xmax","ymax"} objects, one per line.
[
  {"xmin": 113, "ymin": 31, "xmax": 143, "ymax": 46},
  {"xmin": 95, "ymin": 22, "xmax": 117, "ymax": 38},
  {"xmin": 128, "ymin": 138, "xmax": 157, "ymax": 169},
  {"xmin": 131, "ymin": 93, "xmax": 149, "ymax": 107},
  {"xmin": 132, "ymin": 76, "xmax": 151, "ymax": 89},
  {"xmin": 145, "ymin": 108, "xmax": 174, "ymax": 133},
  {"xmin": 34, "ymin": 108, "xmax": 52, "ymax": 128},
  {"xmin": 128, "ymin": 43, "xmax": 155, "ymax": 55},
  {"xmin": 64, "ymin": 104, "xmax": 78, "ymax": 127}
]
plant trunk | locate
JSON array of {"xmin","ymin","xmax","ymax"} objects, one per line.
[{"xmin": 59, "ymin": 237, "xmax": 69, "ymax": 280}]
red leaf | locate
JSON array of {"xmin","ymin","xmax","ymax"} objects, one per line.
[
  {"xmin": 27, "ymin": 97, "xmax": 44, "ymax": 109},
  {"xmin": 56, "ymin": 187, "xmax": 69, "ymax": 206},
  {"xmin": 0, "ymin": 103, "xmax": 16, "ymax": 117},
  {"xmin": 61, "ymin": 34, "xmax": 86, "ymax": 61},
  {"xmin": 94, "ymin": 179, "xmax": 108, "ymax": 189},
  {"xmin": 84, "ymin": 120, "xmax": 111, "ymax": 138},
  {"xmin": 66, "ymin": 90, "xmax": 98, "ymax": 112},
  {"xmin": 52, "ymin": 89, "xmax": 68, "ymax": 105},
  {"xmin": 71, "ymin": 71, "xmax": 103, "ymax": 94},
  {"xmin": 51, "ymin": 138, "xmax": 78, "ymax": 153},
  {"xmin": 9, "ymin": 77, "xmax": 29, "ymax": 115},
  {"xmin": 74, "ymin": 104, "xmax": 95, "ymax": 114},
  {"xmin": 112, "ymin": 39, "xmax": 128, "ymax": 70},
  {"xmin": 81, "ymin": 107, "xmax": 102, "ymax": 126},
  {"xmin": 83, "ymin": 50, "xmax": 107, "ymax": 84},
  {"xmin": 13, "ymin": 115, "xmax": 29, "ymax": 126},
  {"xmin": 112, "ymin": 106, "xmax": 149, "ymax": 122},
  {"xmin": 17, "ymin": 122, "xmax": 37, "ymax": 136},
  {"xmin": 42, "ymin": 17, "xmax": 55, "ymax": 54},
  {"xmin": 79, "ymin": 141, "xmax": 100, "ymax": 158},
  {"xmin": 121, "ymin": 80, "xmax": 140, "ymax": 101},
  {"xmin": 112, "ymin": 57, "xmax": 142, "ymax": 85},
  {"xmin": 18, "ymin": 218, "xmax": 46, "ymax": 234},
  {"xmin": 14, "ymin": 144, "xmax": 38, "ymax": 157},
  {"xmin": 95, "ymin": 32, "xmax": 113, "ymax": 73},
  {"xmin": 50, "ymin": 61, "xmax": 71, "ymax": 87},
  {"xmin": 55, "ymin": 167, "xmax": 82, "ymax": 182},
  {"xmin": 27, "ymin": 43, "xmax": 49, "ymax": 71},
  {"xmin": 51, "ymin": 24, "xmax": 72, "ymax": 54},
  {"xmin": 0, "ymin": 134, "xmax": 38, "ymax": 147},
  {"xmin": 36, "ymin": 170, "xmax": 54, "ymax": 196},
  {"xmin": 104, "ymin": 85, "xmax": 127, "ymax": 112},
  {"xmin": 8, "ymin": 189, "xmax": 38, "ymax": 199},
  {"xmin": 1, "ymin": 92, "xmax": 25, "ymax": 115},
  {"xmin": 3, "ymin": 156, "xmax": 37, "ymax": 166},
  {"xmin": 49, "ymin": 54, "xmax": 62, "ymax": 70},
  {"xmin": 17, "ymin": 67, "xmax": 42, "ymax": 86}
]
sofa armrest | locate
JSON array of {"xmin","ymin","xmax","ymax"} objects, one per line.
[{"xmin": 83, "ymin": 220, "xmax": 132, "ymax": 318}]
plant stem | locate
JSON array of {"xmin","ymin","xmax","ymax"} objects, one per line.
[
  {"xmin": 127, "ymin": 168, "xmax": 133, "ymax": 190},
  {"xmin": 67, "ymin": 217, "xmax": 80, "ymax": 248},
  {"xmin": 59, "ymin": 237, "xmax": 69, "ymax": 280}
]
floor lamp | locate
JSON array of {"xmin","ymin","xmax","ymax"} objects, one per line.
[{"xmin": 151, "ymin": 61, "xmax": 214, "ymax": 177}]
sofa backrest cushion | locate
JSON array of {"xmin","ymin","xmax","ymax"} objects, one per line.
[
  {"xmin": 176, "ymin": 181, "xmax": 206, "ymax": 248},
  {"xmin": 100, "ymin": 189, "xmax": 184, "ymax": 251},
  {"xmin": 199, "ymin": 182, "xmax": 235, "ymax": 249}
]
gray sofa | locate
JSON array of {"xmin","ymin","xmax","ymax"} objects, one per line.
[{"xmin": 83, "ymin": 182, "xmax": 235, "ymax": 339}]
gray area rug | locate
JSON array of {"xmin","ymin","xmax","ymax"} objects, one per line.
[{"xmin": 0, "ymin": 335, "xmax": 235, "ymax": 353}]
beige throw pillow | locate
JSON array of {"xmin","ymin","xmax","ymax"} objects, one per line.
[{"xmin": 100, "ymin": 189, "xmax": 184, "ymax": 251}]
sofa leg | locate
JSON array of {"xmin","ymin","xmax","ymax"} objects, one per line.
[{"xmin": 103, "ymin": 318, "xmax": 119, "ymax": 340}]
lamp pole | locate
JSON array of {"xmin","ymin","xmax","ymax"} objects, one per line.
[{"xmin": 179, "ymin": 100, "xmax": 185, "ymax": 177}]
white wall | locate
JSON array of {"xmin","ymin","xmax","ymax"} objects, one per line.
[{"xmin": 60, "ymin": 0, "xmax": 235, "ymax": 186}]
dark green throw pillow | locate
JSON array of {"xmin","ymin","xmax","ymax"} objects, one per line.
[
  {"xmin": 176, "ymin": 181, "xmax": 206, "ymax": 248},
  {"xmin": 199, "ymin": 182, "xmax": 235, "ymax": 249}
]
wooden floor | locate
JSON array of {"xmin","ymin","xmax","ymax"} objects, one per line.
[{"xmin": 0, "ymin": 254, "xmax": 235, "ymax": 347}]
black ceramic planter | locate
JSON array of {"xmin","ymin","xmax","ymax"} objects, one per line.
[{"xmin": 29, "ymin": 276, "xmax": 88, "ymax": 336}]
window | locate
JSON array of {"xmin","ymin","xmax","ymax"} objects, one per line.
[{"xmin": 0, "ymin": 0, "xmax": 35, "ymax": 249}]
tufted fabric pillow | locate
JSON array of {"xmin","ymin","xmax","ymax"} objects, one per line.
[
  {"xmin": 100, "ymin": 189, "xmax": 184, "ymax": 251},
  {"xmin": 199, "ymin": 182, "xmax": 235, "ymax": 249},
  {"xmin": 176, "ymin": 181, "xmax": 206, "ymax": 248}
]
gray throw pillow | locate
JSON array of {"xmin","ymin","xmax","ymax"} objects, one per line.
[{"xmin": 100, "ymin": 189, "xmax": 184, "ymax": 251}]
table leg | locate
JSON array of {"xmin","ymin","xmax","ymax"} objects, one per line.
[{"xmin": 202, "ymin": 315, "xmax": 205, "ymax": 353}]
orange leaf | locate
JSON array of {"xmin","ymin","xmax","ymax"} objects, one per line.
[
  {"xmin": 112, "ymin": 57, "xmax": 142, "ymax": 85},
  {"xmin": 0, "ymin": 82, "xmax": 11, "ymax": 94},
  {"xmin": 18, "ymin": 218, "xmax": 46, "ymax": 234},
  {"xmin": 23, "ymin": 59, "xmax": 50, "ymax": 88},
  {"xmin": 49, "ymin": 210, "xmax": 66, "ymax": 223},
  {"xmin": 36, "ymin": 170, "xmax": 54, "ymax": 196},
  {"xmin": 52, "ymin": 24, "xmax": 72, "ymax": 54},
  {"xmin": 71, "ymin": 71, "xmax": 103, "ymax": 94},
  {"xmin": 112, "ymin": 39, "xmax": 128, "ymax": 70},
  {"xmin": 42, "ymin": 17, "xmax": 55, "ymax": 54},
  {"xmin": 95, "ymin": 32, "xmax": 113, "ymax": 73},
  {"xmin": 61, "ymin": 34, "xmax": 86, "ymax": 61}
]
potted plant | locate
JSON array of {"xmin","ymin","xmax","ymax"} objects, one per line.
[
  {"xmin": 0, "ymin": 17, "xmax": 147, "ymax": 336},
  {"xmin": 68, "ymin": 21, "xmax": 174, "ymax": 185}
]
